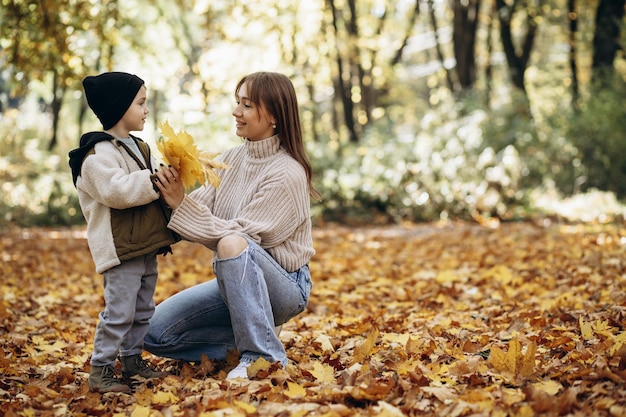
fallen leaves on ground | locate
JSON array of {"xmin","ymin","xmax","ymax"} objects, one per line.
[{"xmin": 1, "ymin": 221, "xmax": 625, "ymax": 416}]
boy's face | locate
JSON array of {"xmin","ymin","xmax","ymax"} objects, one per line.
[{"xmin": 118, "ymin": 85, "xmax": 149, "ymax": 133}]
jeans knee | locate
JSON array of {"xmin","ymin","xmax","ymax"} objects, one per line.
[{"xmin": 216, "ymin": 235, "xmax": 248, "ymax": 259}]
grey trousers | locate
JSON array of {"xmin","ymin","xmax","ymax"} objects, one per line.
[{"xmin": 90, "ymin": 251, "xmax": 158, "ymax": 366}]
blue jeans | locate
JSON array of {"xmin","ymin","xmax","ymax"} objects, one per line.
[
  {"xmin": 144, "ymin": 239, "xmax": 312, "ymax": 366},
  {"xmin": 91, "ymin": 252, "xmax": 158, "ymax": 366}
]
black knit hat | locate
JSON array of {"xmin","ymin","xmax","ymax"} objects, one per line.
[{"xmin": 83, "ymin": 72, "xmax": 144, "ymax": 130}]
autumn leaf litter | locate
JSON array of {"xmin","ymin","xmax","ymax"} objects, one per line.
[{"xmin": 1, "ymin": 222, "xmax": 626, "ymax": 416}]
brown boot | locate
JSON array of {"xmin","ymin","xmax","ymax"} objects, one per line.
[
  {"xmin": 89, "ymin": 365, "xmax": 131, "ymax": 394},
  {"xmin": 120, "ymin": 355, "xmax": 167, "ymax": 379}
]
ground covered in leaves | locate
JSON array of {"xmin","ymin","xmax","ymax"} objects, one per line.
[{"xmin": 1, "ymin": 221, "xmax": 626, "ymax": 416}]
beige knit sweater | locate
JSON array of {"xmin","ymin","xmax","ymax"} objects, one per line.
[{"xmin": 168, "ymin": 135, "xmax": 314, "ymax": 272}]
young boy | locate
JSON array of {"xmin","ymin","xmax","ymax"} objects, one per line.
[{"xmin": 68, "ymin": 72, "xmax": 179, "ymax": 394}]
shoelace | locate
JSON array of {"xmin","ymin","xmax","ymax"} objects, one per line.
[
  {"xmin": 135, "ymin": 357, "xmax": 157, "ymax": 371},
  {"xmin": 102, "ymin": 365, "xmax": 117, "ymax": 378}
]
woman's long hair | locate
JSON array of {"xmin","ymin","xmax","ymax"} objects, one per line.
[{"xmin": 236, "ymin": 72, "xmax": 321, "ymax": 201}]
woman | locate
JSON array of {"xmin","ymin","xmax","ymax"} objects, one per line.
[{"xmin": 146, "ymin": 72, "xmax": 320, "ymax": 379}]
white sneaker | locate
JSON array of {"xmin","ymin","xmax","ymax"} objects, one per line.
[{"xmin": 227, "ymin": 361, "xmax": 251, "ymax": 379}]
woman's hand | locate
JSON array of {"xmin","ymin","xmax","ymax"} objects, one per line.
[{"xmin": 154, "ymin": 166, "xmax": 185, "ymax": 209}]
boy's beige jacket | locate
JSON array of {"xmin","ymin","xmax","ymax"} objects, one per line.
[{"xmin": 72, "ymin": 133, "xmax": 178, "ymax": 273}]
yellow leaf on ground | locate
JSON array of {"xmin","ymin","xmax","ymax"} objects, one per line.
[
  {"xmin": 592, "ymin": 319, "xmax": 614, "ymax": 337},
  {"xmin": 490, "ymin": 337, "xmax": 536, "ymax": 379},
  {"xmin": 284, "ymin": 381, "xmax": 307, "ymax": 398},
  {"xmin": 315, "ymin": 334, "xmax": 334, "ymax": 352},
  {"xmin": 234, "ymin": 400, "xmax": 256, "ymax": 413},
  {"xmin": 519, "ymin": 341, "xmax": 537, "ymax": 378},
  {"xmin": 311, "ymin": 361, "xmax": 335, "ymax": 384},
  {"xmin": 152, "ymin": 390, "xmax": 179, "ymax": 404},
  {"xmin": 506, "ymin": 337, "xmax": 521, "ymax": 375},
  {"xmin": 490, "ymin": 346, "xmax": 509, "ymax": 375},
  {"xmin": 130, "ymin": 405, "xmax": 150, "ymax": 417},
  {"xmin": 515, "ymin": 405, "xmax": 535, "ymax": 417},
  {"xmin": 382, "ymin": 333, "xmax": 410, "ymax": 346},
  {"xmin": 610, "ymin": 331, "xmax": 626, "ymax": 355},
  {"xmin": 248, "ymin": 357, "xmax": 271, "ymax": 377},
  {"xmin": 488, "ymin": 265, "xmax": 515, "ymax": 285},
  {"xmin": 501, "ymin": 388, "xmax": 526, "ymax": 406},
  {"xmin": 580, "ymin": 316, "xmax": 594, "ymax": 340},
  {"xmin": 353, "ymin": 327, "xmax": 380, "ymax": 364},
  {"xmin": 531, "ymin": 380, "xmax": 562, "ymax": 396},
  {"xmin": 31, "ymin": 336, "xmax": 67, "ymax": 354}
]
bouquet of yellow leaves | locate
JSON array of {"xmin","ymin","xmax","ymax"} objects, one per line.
[{"xmin": 156, "ymin": 120, "xmax": 228, "ymax": 189}]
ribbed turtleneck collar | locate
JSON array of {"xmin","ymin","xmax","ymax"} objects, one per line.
[{"xmin": 245, "ymin": 135, "xmax": 281, "ymax": 159}]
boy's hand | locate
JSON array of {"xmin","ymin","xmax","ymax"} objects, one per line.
[{"xmin": 154, "ymin": 167, "xmax": 184, "ymax": 209}]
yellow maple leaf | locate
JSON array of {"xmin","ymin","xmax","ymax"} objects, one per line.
[
  {"xmin": 315, "ymin": 334, "xmax": 334, "ymax": 353},
  {"xmin": 579, "ymin": 316, "xmax": 594, "ymax": 340},
  {"xmin": 489, "ymin": 337, "xmax": 536, "ymax": 381},
  {"xmin": 31, "ymin": 336, "xmax": 67, "ymax": 355},
  {"xmin": 310, "ymin": 361, "xmax": 335, "ymax": 384},
  {"xmin": 152, "ymin": 390, "xmax": 179, "ymax": 405},
  {"xmin": 157, "ymin": 120, "xmax": 228, "ymax": 189},
  {"xmin": 505, "ymin": 338, "xmax": 521, "ymax": 375},
  {"xmin": 130, "ymin": 405, "xmax": 150, "ymax": 417},
  {"xmin": 531, "ymin": 380, "xmax": 562, "ymax": 395},
  {"xmin": 248, "ymin": 356, "xmax": 271, "ymax": 377},
  {"xmin": 592, "ymin": 319, "xmax": 614, "ymax": 337},
  {"xmin": 609, "ymin": 331, "xmax": 626, "ymax": 355},
  {"xmin": 519, "ymin": 340, "xmax": 536, "ymax": 378},
  {"xmin": 284, "ymin": 381, "xmax": 307, "ymax": 398},
  {"xmin": 382, "ymin": 332, "xmax": 410, "ymax": 346}
]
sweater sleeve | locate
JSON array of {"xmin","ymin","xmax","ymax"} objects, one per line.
[
  {"xmin": 79, "ymin": 143, "xmax": 160, "ymax": 209},
  {"xmin": 168, "ymin": 166, "xmax": 309, "ymax": 251}
]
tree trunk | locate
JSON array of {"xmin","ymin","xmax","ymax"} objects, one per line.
[
  {"xmin": 495, "ymin": 0, "xmax": 538, "ymax": 94},
  {"xmin": 391, "ymin": 1, "xmax": 421, "ymax": 67},
  {"xmin": 78, "ymin": 92, "xmax": 88, "ymax": 139},
  {"xmin": 48, "ymin": 71, "xmax": 64, "ymax": 151},
  {"xmin": 569, "ymin": 0, "xmax": 580, "ymax": 111},
  {"xmin": 453, "ymin": 0, "xmax": 481, "ymax": 90},
  {"xmin": 591, "ymin": 0, "xmax": 626, "ymax": 86},
  {"xmin": 326, "ymin": 0, "xmax": 359, "ymax": 143},
  {"xmin": 428, "ymin": 0, "xmax": 455, "ymax": 92},
  {"xmin": 485, "ymin": 2, "xmax": 495, "ymax": 107}
]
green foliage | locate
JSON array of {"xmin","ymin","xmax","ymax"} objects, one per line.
[
  {"xmin": 479, "ymin": 90, "xmax": 584, "ymax": 196},
  {"xmin": 567, "ymin": 80, "xmax": 626, "ymax": 198},
  {"xmin": 311, "ymin": 96, "xmax": 527, "ymax": 224},
  {"xmin": 0, "ymin": 110, "xmax": 83, "ymax": 227},
  {"xmin": 311, "ymin": 89, "xmax": 601, "ymax": 225}
]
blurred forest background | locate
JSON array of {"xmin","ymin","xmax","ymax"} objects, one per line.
[{"xmin": 1, "ymin": 0, "xmax": 625, "ymax": 227}]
